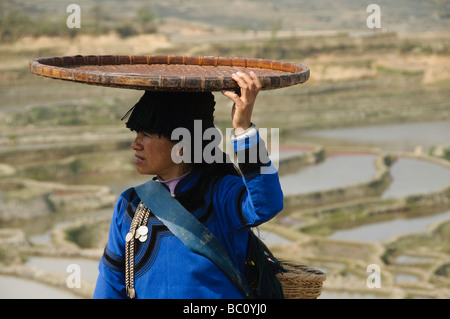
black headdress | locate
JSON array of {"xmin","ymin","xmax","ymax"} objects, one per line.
[{"xmin": 122, "ymin": 90, "xmax": 216, "ymax": 139}]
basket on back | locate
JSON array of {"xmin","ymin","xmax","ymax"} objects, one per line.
[{"xmin": 277, "ymin": 261, "xmax": 326, "ymax": 299}]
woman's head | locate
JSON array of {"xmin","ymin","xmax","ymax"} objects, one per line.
[{"xmin": 124, "ymin": 90, "xmax": 238, "ymax": 178}]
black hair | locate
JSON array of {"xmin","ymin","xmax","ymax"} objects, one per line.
[{"xmin": 122, "ymin": 90, "xmax": 240, "ymax": 178}]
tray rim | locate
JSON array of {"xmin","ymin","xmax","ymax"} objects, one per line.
[{"xmin": 29, "ymin": 54, "xmax": 310, "ymax": 92}]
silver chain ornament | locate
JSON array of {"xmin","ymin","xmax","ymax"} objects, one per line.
[{"xmin": 125, "ymin": 201, "xmax": 150, "ymax": 299}]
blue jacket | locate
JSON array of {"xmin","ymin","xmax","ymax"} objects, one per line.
[{"xmin": 93, "ymin": 138, "xmax": 283, "ymax": 299}]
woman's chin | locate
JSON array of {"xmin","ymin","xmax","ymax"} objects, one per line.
[{"xmin": 134, "ymin": 163, "xmax": 147, "ymax": 175}]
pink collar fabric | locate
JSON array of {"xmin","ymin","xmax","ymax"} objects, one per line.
[{"xmin": 157, "ymin": 171, "xmax": 191, "ymax": 195}]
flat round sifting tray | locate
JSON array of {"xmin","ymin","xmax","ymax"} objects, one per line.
[{"xmin": 29, "ymin": 55, "xmax": 310, "ymax": 92}]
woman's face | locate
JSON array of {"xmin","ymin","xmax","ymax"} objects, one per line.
[{"xmin": 131, "ymin": 131, "xmax": 180, "ymax": 180}]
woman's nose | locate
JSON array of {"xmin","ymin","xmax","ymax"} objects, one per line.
[{"xmin": 131, "ymin": 136, "xmax": 142, "ymax": 150}]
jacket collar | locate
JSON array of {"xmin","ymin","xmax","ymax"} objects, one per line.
[{"xmin": 153, "ymin": 169, "xmax": 202, "ymax": 195}]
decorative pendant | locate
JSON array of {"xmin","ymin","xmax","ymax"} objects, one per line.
[
  {"xmin": 138, "ymin": 225, "xmax": 148, "ymax": 236},
  {"xmin": 131, "ymin": 225, "xmax": 148, "ymax": 242},
  {"xmin": 126, "ymin": 232, "xmax": 134, "ymax": 242}
]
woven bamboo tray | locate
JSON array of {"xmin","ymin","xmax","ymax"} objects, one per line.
[
  {"xmin": 29, "ymin": 55, "xmax": 309, "ymax": 92},
  {"xmin": 277, "ymin": 261, "xmax": 326, "ymax": 299}
]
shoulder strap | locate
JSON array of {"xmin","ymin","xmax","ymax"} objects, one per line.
[{"xmin": 134, "ymin": 180, "xmax": 252, "ymax": 298}]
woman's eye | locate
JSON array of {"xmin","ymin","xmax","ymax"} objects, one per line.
[
  {"xmin": 142, "ymin": 132, "xmax": 158, "ymax": 139},
  {"xmin": 137, "ymin": 131, "xmax": 148, "ymax": 137}
]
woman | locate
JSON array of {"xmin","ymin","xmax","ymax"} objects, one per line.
[{"xmin": 93, "ymin": 71, "xmax": 284, "ymax": 299}]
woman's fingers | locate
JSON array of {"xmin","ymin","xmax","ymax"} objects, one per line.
[
  {"xmin": 249, "ymin": 71, "xmax": 262, "ymax": 90},
  {"xmin": 231, "ymin": 71, "xmax": 261, "ymax": 90},
  {"xmin": 223, "ymin": 71, "xmax": 261, "ymax": 106},
  {"xmin": 230, "ymin": 71, "xmax": 261, "ymax": 102},
  {"xmin": 232, "ymin": 72, "xmax": 250, "ymax": 89},
  {"xmin": 222, "ymin": 71, "xmax": 261, "ymax": 132},
  {"xmin": 221, "ymin": 89, "xmax": 240, "ymax": 104}
]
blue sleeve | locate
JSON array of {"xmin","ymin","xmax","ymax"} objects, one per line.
[
  {"xmin": 216, "ymin": 129, "xmax": 284, "ymax": 229},
  {"xmin": 240, "ymin": 160, "xmax": 284, "ymax": 226},
  {"xmin": 93, "ymin": 191, "xmax": 131, "ymax": 299}
]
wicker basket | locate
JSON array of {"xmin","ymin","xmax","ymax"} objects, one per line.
[
  {"xmin": 29, "ymin": 55, "xmax": 309, "ymax": 92},
  {"xmin": 277, "ymin": 261, "xmax": 326, "ymax": 299}
]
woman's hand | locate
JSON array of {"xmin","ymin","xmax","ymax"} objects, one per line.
[{"xmin": 221, "ymin": 71, "xmax": 262, "ymax": 134}]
